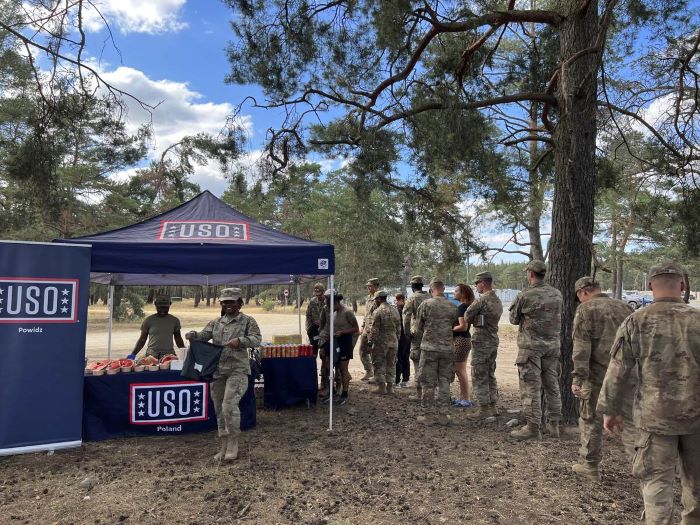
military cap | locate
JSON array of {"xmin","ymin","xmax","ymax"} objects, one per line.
[
  {"xmin": 649, "ymin": 260, "xmax": 686, "ymax": 279},
  {"xmin": 366, "ymin": 278, "xmax": 380, "ymax": 286},
  {"xmin": 524, "ymin": 260, "xmax": 547, "ymax": 273},
  {"xmin": 323, "ymin": 289, "xmax": 343, "ymax": 301},
  {"xmin": 219, "ymin": 288, "xmax": 243, "ymax": 301},
  {"xmin": 574, "ymin": 276, "xmax": 599, "ymax": 292},
  {"xmin": 373, "ymin": 290, "xmax": 389, "ymax": 299},
  {"xmin": 473, "ymin": 271, "xmax": 493, "ymax": 284},
  {"xmin": 313, "ymin": 282, "xmax": 325, "ymax": 291},
  {"xmin": 154, "ymin": 295, "xmax": 172, "ymax": 306},
  {"xmin": 429, "ymin": 277, "xmax": 444, "ymax": 287},
  {"xmin": 410, "ymin": 275, "xmax": 424, "ymax": 285}
]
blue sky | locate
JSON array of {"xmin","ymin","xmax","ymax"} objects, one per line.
[{"xmin": 67, "ymin": 0, "xmax": 531, "ymax": 263}]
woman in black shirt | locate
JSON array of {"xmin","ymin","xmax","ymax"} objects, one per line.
[{"xmin": 452, "ymin": 283, "xmax": 475, "ymax": 407}]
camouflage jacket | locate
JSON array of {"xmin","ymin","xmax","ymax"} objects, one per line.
[
  {"xmin": 572, "ymin": 294, "xmax": 633, "ymax": 386},
  {"xmin": 509, "ymin": 282, "xmax": 562, "ymax": 356},
  {"xmin": 193, "ymin": 313, "xmax": 262, "ymax": 375},
  {"xmin": 465, "ymin": 290, "xmax": 503, "ymax": 346},
  {"xmin": 368, "ymin": 303, "xmax": 401, "ymax": 348},
  {"xmin": 305, "ymin": 296, "xmax": 324, "ymax": 331},
  {"xmin": 362, "ymin": 294, "xmax": 379, "ymax": 335},
  {"xmin": 598, "ymin": 298, "xmax": 700, "ymax": 435},
  {"xmin": 403, "ymin": 290, "xmax": 430, "ymax": 344},
  {"xmin": 415, "ymin": 295, "xmax": 458, "ymax": 353}
]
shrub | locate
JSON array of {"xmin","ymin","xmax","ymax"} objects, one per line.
[{"xmin": 261, "ymin": 300, "xmax": 275, "ymax": 312}]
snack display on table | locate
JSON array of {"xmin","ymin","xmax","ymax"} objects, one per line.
[
  {"xmin": 106, "ymin": 361, "xmax": 122, "ymax": 375},
  {"xmin": 159, "ymin": 354, "xmax": 178, "ymax": 370},
  {"xmin": 138, "ymin": 356, "xmax": 160, "ymax": 371},
  {"xmin": 260, "ymin": 343, "xmax": 315, "ymax": 358},
  {"xmin": 118, "ymin": 358, "xmax": 134, "ymax": 372},
  {"xmin": 85, "ymin": 359, "xmax": 110, "ymax": 376}
]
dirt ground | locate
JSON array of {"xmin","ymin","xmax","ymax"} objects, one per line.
[{"xmin": 0, "ymin": 303, "xmax": 661, "ymax": 524}]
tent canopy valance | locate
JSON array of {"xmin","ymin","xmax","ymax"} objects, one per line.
[{"xmin": 54, "ymin": 191, "xmax": 334, "ymax": 286}]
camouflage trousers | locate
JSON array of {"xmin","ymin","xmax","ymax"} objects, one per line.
[
  {"xmin": 372, "ymin": 343, "xmax": 397, "ymax": 384},
  {"xmin": 471, "ymin": 343, "xmax": 498, "ymax": 406},
  {"xmin": 358, "ymin": 333, "xmax": 373, "ymax": 373},
  {"xmin": 410, "ymin": 345, "xmax": 421, "ymax": 384},
  {"xmin": 419, "ymin": 350, "xmax": 454, "ymax": 406},
  {"xmin": 210, "ymin": 370, "xmax": 247, "ymax": 437},
  {"xmin": 516, "ymin": 348, "xmax": 561, "ymax": 425},
  {"xmin": 632, "ymin": 430, "xmax": 700, "ymax": 525},
  {"xmin": 579, "ymin": 380, "xmax": 637, "ymax": 465}
]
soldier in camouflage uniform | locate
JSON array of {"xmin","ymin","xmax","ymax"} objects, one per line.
[
  {"xmin": 509, "ymin": 260, "xmax": 563, "ymax": 440},
  {"xmin": 465, "ymin": 271, "xmax": 503, "ymax": 420},
  {"xmin": 571, "ymin": 276, "xmax": 634, "ymax": 480},
  {"xmin": 415, "ymin": 279, "xmax": 458, "ymax": 418},
  {"xmin": 358, "ymin": 278, "xmax": 380, "ymax": 381},
  {"xmin": 186, "ymin": 288, "xmax": 262, "ymax": 461},
  {"xmin": 306, "ymin": 283, "xmax": 325, "ymax": 354},
  {"xmin": 403, "ymin": 275, "xmax": 431, "ymax": 400},
  {"xmin": 599, "ymin": 261, "xmax": 700, "ymax": 524},
  {"xmin": 368, "ymin": 290, "xmax": 401, "ymax": 394}
]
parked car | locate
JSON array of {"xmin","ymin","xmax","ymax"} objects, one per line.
[{"xmin": 621, "ymin": 291, "xmax": 645, "ymax": 309}]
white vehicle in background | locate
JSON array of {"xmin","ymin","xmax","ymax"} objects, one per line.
[{"xmin": 621, "ymin": 291, "xmax": 645, "ymax": 309}]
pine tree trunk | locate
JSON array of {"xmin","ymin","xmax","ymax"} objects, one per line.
[{"xmin": 547, "ymin": 0, "xmax": 599, "ymax": 424}]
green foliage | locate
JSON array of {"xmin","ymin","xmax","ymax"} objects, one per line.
[{"xmin": 261, "ymin": 300, "xmax": 275, "ymax": 312}]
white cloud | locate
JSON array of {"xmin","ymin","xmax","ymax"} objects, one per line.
[
  {"xmin": 99, "ymin": 66, "xmax": 253, "ymax": 196},
  {"xmin": 83, "ymin": 0, "xmax": 188, "ymax": 34}
]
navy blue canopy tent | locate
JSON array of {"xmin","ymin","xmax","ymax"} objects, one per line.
[
  {"xmin": 55, "ymin": 190, "xmax": 334, "ymax": 285},
  {"xmin": 55, "ymin": 190, "xmax": 339, "ymax": 429}
]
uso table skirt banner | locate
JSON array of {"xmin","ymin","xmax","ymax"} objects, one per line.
[
  {"xmin": 0, "ymin": 241, "xmax": 91, "ymax": 456},
  {"xmin": 83, "ymin": 370, "xmax": 256, "ymax": 441}
]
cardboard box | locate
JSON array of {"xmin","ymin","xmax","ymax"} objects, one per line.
[{"xmin": 272, "ymin": 334, "xmax": 302, "ymax": 344}]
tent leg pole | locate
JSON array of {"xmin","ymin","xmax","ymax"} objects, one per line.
[
  {"xmin": 328, "ymin": 275, "xmax": 334, "ymax": 432},
  {"xmin": 296, "ymin": 283, "xmax": 302, "ymax": 338},
  {"xmin": 107, "ymin": 283, "xmax": 114, "ymax": 360}
]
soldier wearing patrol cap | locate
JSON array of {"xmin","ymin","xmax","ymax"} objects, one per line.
[
  {"xmin": 414, "ymin": 278, "xmax": 458, "ymax": 421},
  {"xmin": 465, "ymin": 271, "xmax": 503, "ymax": 420},
  {"xmin": 509, "ymin": 260, "xmax": 563, "ymax": 440},
  {"xmin": 306, "ymin": 283, "xmax": 325, "ymax": 354},
  {"xmin": 403, "ymin": 275, "xmax": 431, "ymax": 400},
  {"xmin": 358, "ymin": 278, "xmax": 380, "ymax": 380},
  {"xmin": 599, "ymin": 260, "xmax": 700, "ymax": 523},
  {"xmin": 368, "ymin": 290, "xmax": 401, "ymax": 394},
  {"xmin": 186, "ymin": 287, "xmax": 262, "ymax": 462},
  {"xmin": 570, "ymin": 276, "xmax": 634, "ymax": 480},
  {"xmin": 130, "ymin": 294, "xmax": 185, "ymax": 360}
]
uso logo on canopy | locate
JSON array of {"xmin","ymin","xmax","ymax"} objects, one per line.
[
  {"xmin": 130, "ymin": 382, "xmax": 208, "ymax": 424},
  {"xmin": 0, "ymin": 278, "xmax": 79, "ymax": 323},
  {"xmin": 158, "ymin": 220, "xmax": 249, "ymax": 241}
]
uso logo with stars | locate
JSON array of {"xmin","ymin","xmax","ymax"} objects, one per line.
[
  {"xmin": 0, "ymin": 277, "xmax": 79, "ymax": 323},
  {"xmin": 158, "ymin": 220, "xmax": 249, "ymax": 241},
  {"xmin": 130, "ymin": 382, "xmax": 209, "ymax": 425}
]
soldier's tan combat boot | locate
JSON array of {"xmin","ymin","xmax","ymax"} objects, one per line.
[
  {"xmin": 466, "ymin": 405, "xmax": 492, "ymax": 421},
  {"xmin": 488, "ymin": 403, "xmax": 500, "ymax": 416},
  {"xmin": 224, "ymin": 435, "xmax": 239, "ymax": 461},
  {"xmin": 572, "ymin": 463, "xmax": 601, "ymax": 481},
  {"xmin": 409, "ymin": 386, "xmax": 422, "ymax": 401},
  {"xmin": 386, "ymin": 383, "xmax": 395, "ymax": 394},
  {"xmin": 510, "ymin": 422, "xmax": 541, "ymax": 440},
  {"xmin": 374, "ymin": 382, "xmax": 387, "ymax": 394},
  {"xmin": 361, "ymin": 368, "xmax": 373, "ymax": 381},
  {"xmin": 214, "ymin": 436, "xmax": 228, "ymax": 461},
  {"xmin": 546, "ymin": 420, "xmax": 560, "ymax": 438}
]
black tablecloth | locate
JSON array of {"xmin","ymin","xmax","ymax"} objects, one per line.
[
  {"xmin": 83, "ymin": 370, "xmax": 255, "ymax": 441},
  {"xmin": 261, "ymin": 357, "xmax": 318, "ymax": 409}
]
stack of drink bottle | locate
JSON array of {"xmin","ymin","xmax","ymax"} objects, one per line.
[{"xmin": 260, "ymin": 343, "xmax": 315, "ymax": 358}]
